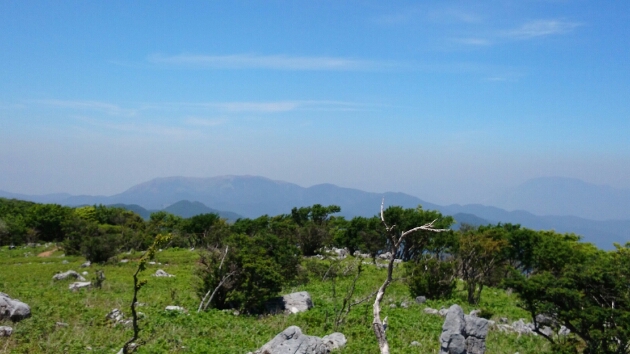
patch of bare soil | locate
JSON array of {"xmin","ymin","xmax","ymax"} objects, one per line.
[{"xmin": 37, "ymin": 247, "xmax": 58, "ymax": 257}]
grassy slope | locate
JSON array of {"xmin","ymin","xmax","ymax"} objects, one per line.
[{"xmin": 0, "ymin": 245, "xmax": 549, "ymax": 354}]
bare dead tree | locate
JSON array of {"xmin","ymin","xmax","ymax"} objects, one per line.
[
  {"xmin": 372, "ymin": 198, "xmax": 449, "ymax": 354},
  {"xmin": 197, "ymin": 246, "xmax": 236, "ymax": 312}
]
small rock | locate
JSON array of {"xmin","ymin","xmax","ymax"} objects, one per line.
[
  {"xmin": 165, "ymin": 306, "xmax": 185, "ymax": 312},
  {"xmin": 322, "ymin": 332, "xmax": 347, "ymax": 351},
  {"xmin": 55, "ymin": 322, "xmax": 69, "ymax": 327},
  {"xmin": 400, "ymin": 301, "xmax": 409, "ymax": 308},
  {"xmin": 82, "ymin": 271, "xmax": 88, "ymax": 275},
  {"xmin": 53, "ymin": 270, "xmax": 86, "ymax": 282},
  {"xmin": 153, "ymin": 269, "xmax": 174, "ymax": 277},
  {"xmin": 558, "ymin": 326, "xmax": 570, "ymax": 336},
  {"xmin": 424, "ymin": 307, "xmax": 439, "ymax": 315},
  {"xmin": 68, "ymin": 282, "xmax": 91, "ymax": 291},
  {"xmin": 415, "ymin": 296, "xmax": 427, "ymax": 304},
  {"xmin": 80, "ymin": 261, "xmax": 91, "ymax": 268},
  {"xmin": 0, "ymin": 326, "xmax": 12, "ymax": 337},
  {"xmin": 410, "ymin": 341, "xmax": 420, "ymax": 346},
  {"xmin": 389, "ymin": 304, "xmax": 397, "ymax": 309},
  {"xmin": 438, "ymin": 308, "xmax": 450, "ymax": 317},
  {"xmin": 61, "ymin": 260, "xmax": 69, "ymax": 264},
  {"xmin": 119, "ymin": 259, "xmax": 129, "ymax": 263}
]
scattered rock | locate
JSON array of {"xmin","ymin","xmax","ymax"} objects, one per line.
[
  {"xmin": 153, "ymin": 269, "xmax": 174, "ymax": 277},
  {"xmin": 106, "ymin": 308, "xmax": 132, "ymax": 327},
  {"xmin": 410, "ymin": 341, "xmax": 420, "ymax": 346},
  {"xmin": 511, "ymin": 319, "xmax": 535, "ymax": 336},
  {"xmin": 119, "ymin": 259, "xmax": 129, "ymax": 263},
  {"xmin": 252, "ymin": 326, "xmax": 345, "ymax": 354},
  {"xmin": 378, "ymin": 252, "xmax": 392, "ymax": 260},
  {"xmin": 321, "ymin": 332, "xmax": 347, "ymax": 351},
  {"xmin": 558, "ymin": 326, "xmax": 571, "ymax": 336},
  {"xmin": 535, "ymin": 313, "xmax": 556, "ymax": 327},
  {"xmin": 400, "ymin": 301, "xmax": 409, "ymax": 309},
  {"xmin": 415, "ymin": 296, "xmax": 427, "ymax": 304},
  {"xmin": 68, "ymin": 282, "xmax": 92, "ymax": 291},
  {"xmin": 61, "ymin": 260, "xmax": 69, "ymax": 264},
  {"xmin": 56, "ymin": 322, "xmax": 69, "ymax": 327},
  {"xmin": 499, "ymin": 317, "xmax": 508, "ymax": 323},
  {"xmin": 80, "ymin": 261, "xmax": 91, "ymax": 268},
  {"xmin": 0, "ymin": 292, "xmax": 31, "ymax": 322},
  {"xmin": 82, "ymin": 271, "xmax": 88, "ymax": 276},
  {"xmin": 0, "ymin": 326, "xmax": 12, "ymax": 337},
  {"xmin": 424, "ymin": 307, "xmax": 439, "ymax": 315},
  {"xmin": 389, "ymin": 304, "xmax": 397, "ymax": 309},
  {"xmin": 266, "ymin": 291, "xmax": 313, "ymax": 315},
  {"xmin": 165, "ymin": 306, "xmax": 185, "ymax": 312},
  {"xmin": 439, "ymin": 308, "xmax": 450, "ymax": 317},
  {"xmin": 53, "ymin": 270, "xmax": 86, "ymax": 282}
]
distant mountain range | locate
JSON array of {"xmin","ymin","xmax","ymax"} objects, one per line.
[
  {"xmin": 1, "ymin": 175, "xmax": 629, "ymax": 249},
  {"xmin": 485, "ymin": 177, "xmax": 630, "ymax": 221}
]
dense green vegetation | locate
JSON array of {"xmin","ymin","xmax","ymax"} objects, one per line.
[{"xmin": 1, "ymin": 197, "xmax": 629, "ymax": 353}]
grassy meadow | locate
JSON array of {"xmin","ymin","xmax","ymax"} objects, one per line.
[{"xmin": 0, "ymin": 244, "xmax": 550, "ymax": 353}]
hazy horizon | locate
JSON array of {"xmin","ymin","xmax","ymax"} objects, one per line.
[{"xmin": 2, "ymin": 1, "xmax": 629, "ymax": 205}]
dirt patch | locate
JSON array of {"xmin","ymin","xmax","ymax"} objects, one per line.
[{"xmin": 37, "ymin": 248, "xmax": 58, "ymax": 257}]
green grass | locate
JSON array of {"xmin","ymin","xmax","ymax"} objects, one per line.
[{"xmin": 0, "ymin": 245, "xmax": 550, "ymax": 353}]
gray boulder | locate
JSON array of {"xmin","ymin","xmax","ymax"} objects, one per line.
[
  {"xmin": 415, "ymin": 296, "xmax": 427, "ymax": 304},
  {"xmin": 439, "ymin": 305, "xmax": 489, "ymax": 354},
  {"xmin": 53, "ymin": 270, "xmax": 86, "ymax": 281},
  {"xmin": 0, "ymin": 292, "xmax": 31, "ymax": 322},
  {"xmin": 253, "ymin": 326, "xmax": 329, "ymax": 354}
]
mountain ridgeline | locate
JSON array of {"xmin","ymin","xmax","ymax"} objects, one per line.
[{"xmin": 1, "ymin": 175, "xmax": 629, "ymax": 249}]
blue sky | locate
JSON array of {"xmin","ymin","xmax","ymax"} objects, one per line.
[{"xmin": 1, "ymin": 1, "xmax": 629, "ymax": 204}]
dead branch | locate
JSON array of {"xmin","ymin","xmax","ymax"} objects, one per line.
[{"xmin": 372, "ymin": 198, "xmax": 448, "ymax": 354}]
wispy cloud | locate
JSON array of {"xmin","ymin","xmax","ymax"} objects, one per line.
[
  {"xmin": 148, "ymin": 53, "xmax": 388, "ymax": 71},
  {"xmin": 73, "ymin": 116, "xmax": 202, "ymax": 139},
  {"xmin": 35, "ymin": 99, "xmax": 138, "ymax": 116},
  {"xmin": 503, "ymin": 20, "xmax": 581, "ymax": 39}
]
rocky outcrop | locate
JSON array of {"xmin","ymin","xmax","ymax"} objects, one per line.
[
  {"xmin": 266, "ymin": 291, "xmax": 314, "ymax": 314},
  {"xmin": 439, "ymin": 304, "xmax": 489, "ymax": 354},
  {"xmin": 251, "ymin": 326, "xmax": 345, "ymax": 354},
  {"xmin": 0, "ymin": 292, "xmax": 31, "ymax": 322},
  {"xmin": 53, "ymin": 270, "xmax": 86, "ymax": 281}
]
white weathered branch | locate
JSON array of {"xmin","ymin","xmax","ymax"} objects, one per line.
[
  {"xmin": 372, "ymin": 198, "xmax": 450, "ymax": 354},
  {"xmin": 198, "ymin": 271, "xmax": 236, "ymax": 312}
]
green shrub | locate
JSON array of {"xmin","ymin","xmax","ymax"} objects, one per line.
[
  {"xmin": 196, "ymin": 232, "xmax": 301, "ymax": 313},
  {"xmin": 406, "ymin": 256, "xmax": 457, "ymax": 300}
]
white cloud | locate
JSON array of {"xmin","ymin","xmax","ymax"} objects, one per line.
[
  {"xmin": 147, "ymin": 53, "xmax": 387, "ymax": 71},
  {"xmin": 504, "ymin": 20, "xmax": 581, "ymax": 39}
]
